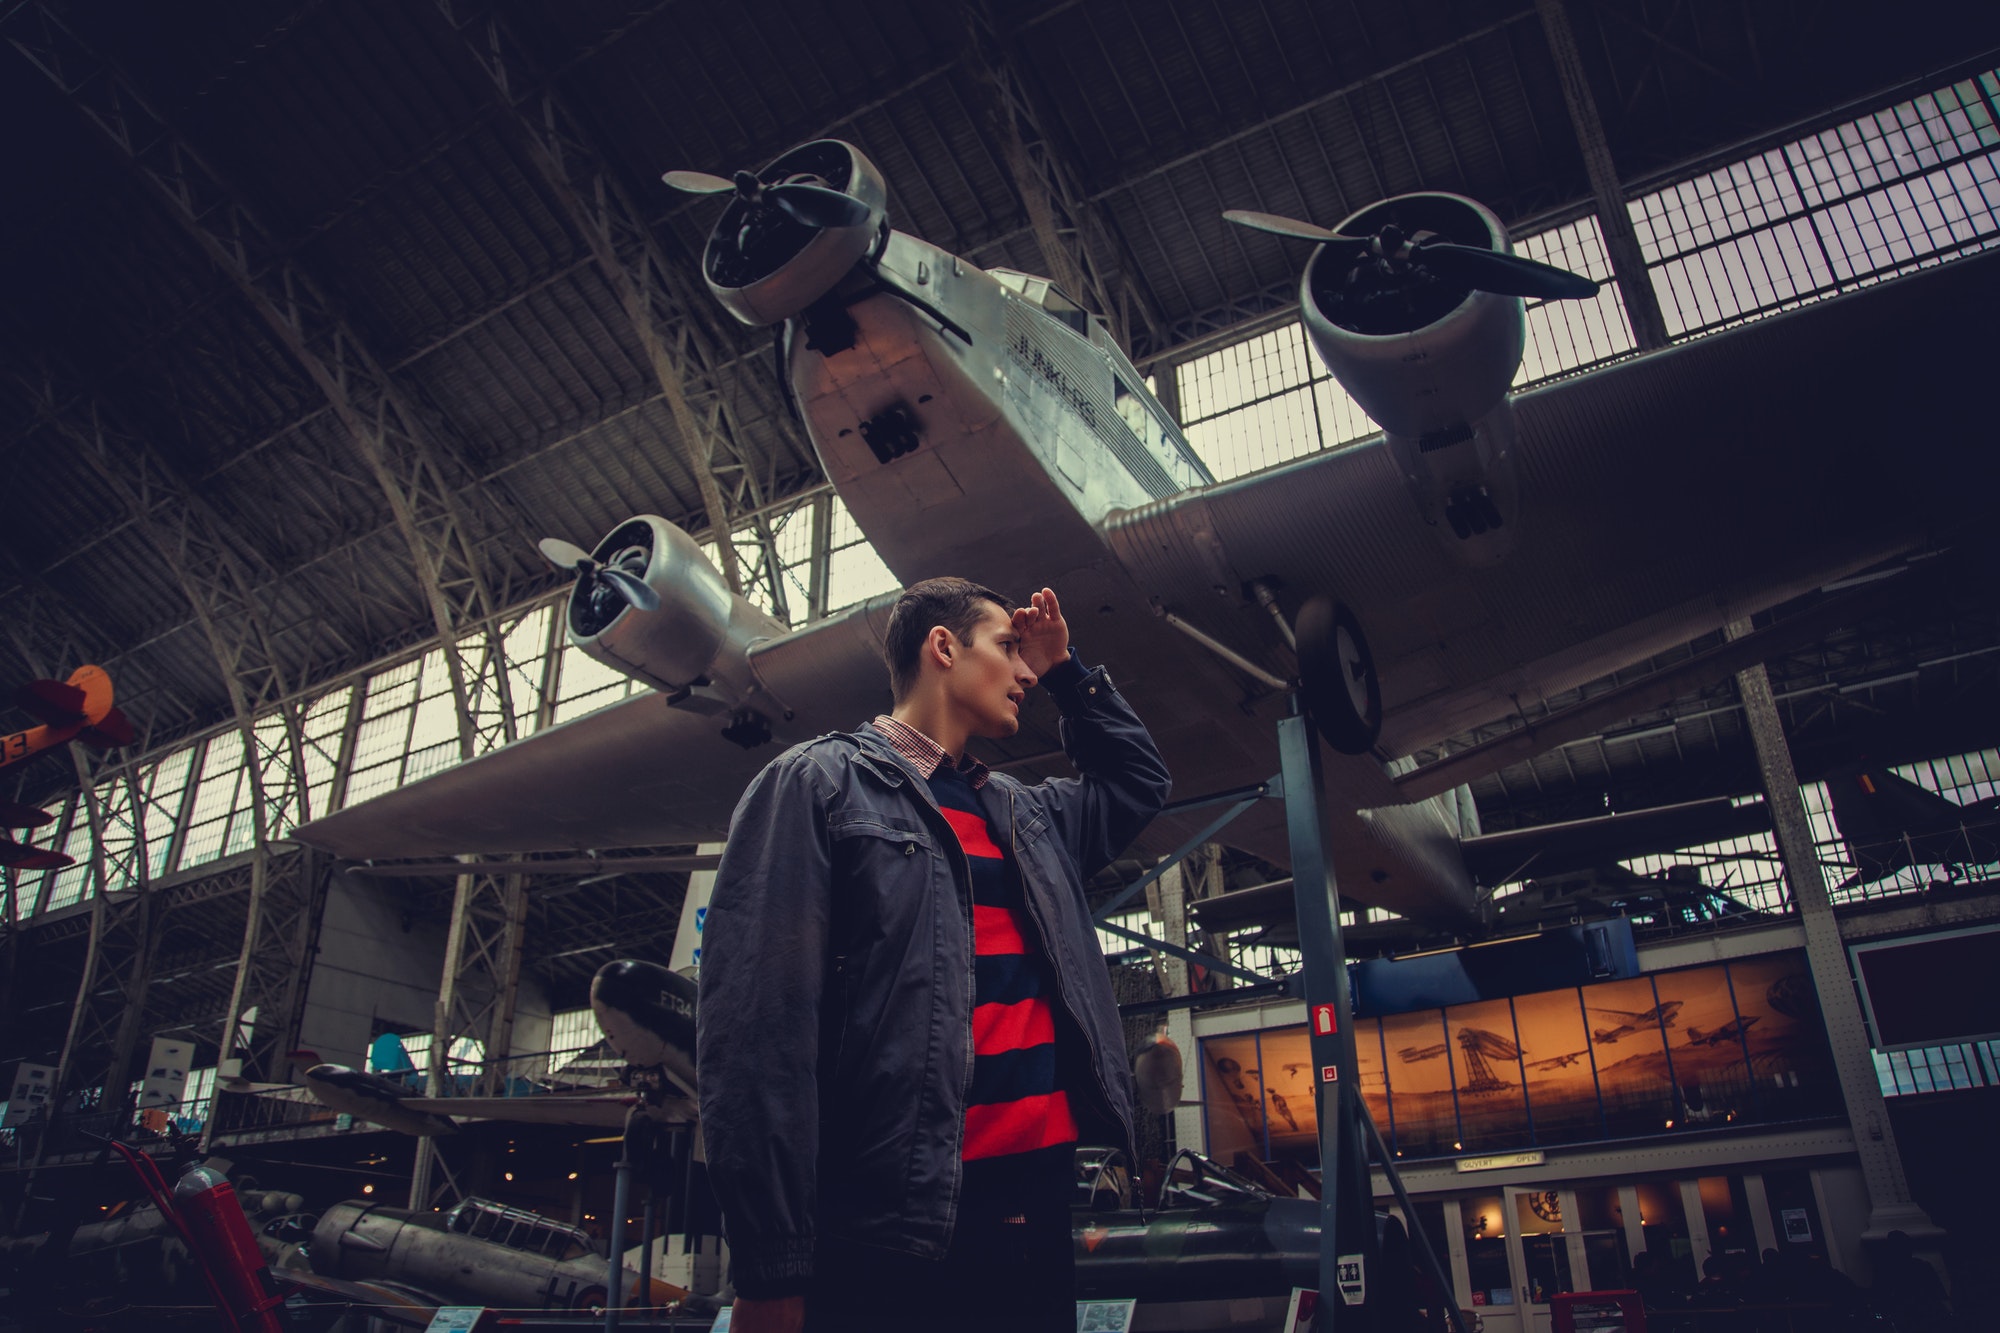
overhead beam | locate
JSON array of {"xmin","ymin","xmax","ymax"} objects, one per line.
[
  {"xmin": 9, "ymin": 362, "xmax": 336, "ymax": 1093},
  {"xmin": 1394, "ymin": 566, "xmax": 1932, "ymax": 801},
  {"xmin": 10, "ymin": 2, "xmax": 514, "ymax": 763},
  {"xmin": 1534, "ymin": 0, "xmax": 1673, "ymax": 349},
  {"xmin": 958, "ymin": 0, "xmax": 1165, "ymax": 354},
  {"xmin": 437, "ymin": 0, "xmax": 812, "ymax": 595}
]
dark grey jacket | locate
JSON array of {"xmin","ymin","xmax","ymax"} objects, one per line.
[{"xmin": 695, "ymin": 655, "xmax": 1170, "ymax": 1296}]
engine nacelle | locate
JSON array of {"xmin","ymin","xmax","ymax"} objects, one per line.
[
  {"xmin": 1301, "ymin": 193, "xmax": 1527, "ymax": 560},
  {"xmin": 566, "ymin": 516, "xmax": 788, "ymax": 728},
  {"xmin": 704, "ymin": 139, "xmax": 888, "ymax": 327}
]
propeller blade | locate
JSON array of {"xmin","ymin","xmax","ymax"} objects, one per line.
[
  {"xmin": 599, "ymin": 567, "xmax": 661, "ymax": 613},
  {"xmin": 1222, "ymin": 210, "xmax": 1370, "ymax": 256},
  {"xmin": 662, "ymin": 170, "xmax": 735, "ymax": 195},
  {"xmin": 0, "ymin": 800, "xmax": 53, "ymax": 830},
  {"xmin": 1415, "ymin": 242, "xmax": 1600, "ymax": 300},
  {"xmin": 0, "ymin": 841, "xmax": 72, "ymax": 870},
  {"xmin": 768, "ymin": 183, "xmax": 871, "ymax": 229},
  {"xmin": 539, "ymin": 537, "xmax": 592, "ymax": 571}
]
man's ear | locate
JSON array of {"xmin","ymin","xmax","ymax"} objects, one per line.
[{"xmin": 927, "ymin": 625, "xmax": 954, "ymax": 668}]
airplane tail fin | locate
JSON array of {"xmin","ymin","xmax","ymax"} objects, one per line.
[
  {"xmin": 79, "ymin": 706, "xmax": 136, "ymax": 750},
  {"xmin": 368, "ymin": 1032, "xmax": 416, "ymax": 1075}
]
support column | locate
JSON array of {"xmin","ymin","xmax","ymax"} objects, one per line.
[
  {"xmin": 1534, "ymin": 0, "xmax": 1672, "ymax": 350},
  {"xmin": 1728, "ymin": 627, "xmax": 1938, "ymax": 1246},
  {"xmin": 411, "ymin": 865, "xmax": 529, "ymax": 1210},
  {"xmin": 1147, "ymin": 863, "xmax": 1195, "ymax": 1158}
]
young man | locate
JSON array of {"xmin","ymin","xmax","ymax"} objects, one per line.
[{"xmin": 697, "ymin": 578, "xmax": 1171, "ymax": 1333}]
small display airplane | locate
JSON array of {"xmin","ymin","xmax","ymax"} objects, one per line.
[
  {"xmin": 1527, "ymin": 1050, "xmax": 1592, "ymax": 1071},
  {"xmin": 1398, "ymin": 1043, "xmax": 1450, "ymax": 1063},
  {"xmin": 1824, "ymin": 763, "xmax": 2000, "ymax": 889},
  {"xmin": 1684, "ymin": 1016, "xmax": 1761, "ymax": 1047},
  {"xmin": 294, "ymin": 138, "xmax": 1994, "ymax": 925},
  {"xmin": 1589, "ymin": 999, "xmax": 1685, "ymax": 1043},
  {"xmin": 293, "ymin": 961, "xmax": 698, "ymax": 1135},
  {"xmin": 1, "ymin": 664, "xmax": 136, "ymax": 869}
]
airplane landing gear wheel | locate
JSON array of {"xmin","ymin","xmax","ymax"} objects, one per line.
[{"xmin": 1296, "ymin": 597, "xmax": 1382, "ymax": 755}]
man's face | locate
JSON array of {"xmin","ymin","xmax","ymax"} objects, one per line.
[{"xmin": 944, "ymin": 601, "xmax": 1038, "ymax": 740}]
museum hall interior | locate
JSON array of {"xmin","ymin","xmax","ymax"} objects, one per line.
[{"xmin": 2, "ymin": 0, "xmax": 1997, "ymax": 1329}]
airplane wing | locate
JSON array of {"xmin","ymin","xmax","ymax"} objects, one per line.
[
  {"xmin": 1105, "ymin": 252, "xmax": 1991, "ymax": 762},
  {"xmin": 296, "ymin": 594, "xmax": 900, "ymax": 860}
]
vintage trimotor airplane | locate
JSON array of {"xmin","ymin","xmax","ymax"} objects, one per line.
[
  {"xmin": 294, "ymin": 137, "xmax": 1993, "ymax": 925},
  {"xmin": 2, "ymin": 663, "xmax": 136, "ymax": 869}
]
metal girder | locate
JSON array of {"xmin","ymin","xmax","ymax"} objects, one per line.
[
  {"xmin": 9, "ymin": 3, "xmax": 510, "ymax": 760},
  {"xmin": 411, "ymin": 865, "xmax": 530, "ymax": 1211},
  {"xmin": 8, "ymin": 365, "xmax": 347, "ymax": 1102},
  {"xmin": 1534, "ymin": 0, "xmax": 1673, "ymax": 349},
  {"xmin": 1728, "ymin": 632, "xmax": 1937, "ymax": 1240},
  {"xmin": 0, "ymin": 607, "xmax": 158, "ymax": 1130},
  {"xmin": 44, "ymin": 756, "xmax": 154, "ymax": 1109},
  {"xmin": 211, "ymin": 844, "xmax": 330, "ymax": 1088},
  {"xmin": 959, "ymin": 0, "xmax": 1164, "ymax": 356},
  {"xmin": 437, "ymin": 0, "xmax": 807, "ymax": 597}
]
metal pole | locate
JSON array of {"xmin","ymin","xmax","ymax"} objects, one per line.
[
  {"xmin": 1276, "ymin": 707, "xmax": 1375, "ymax": 1326},
  {"xmin": 606, "ymin": 1147, "xmax": 632, "ymax": 1331},
  {"xmin": 1358, "ymin": 1102, "xmax": 1472, "ymax": 1333},
  {"xmin": 637, "ymin": 1196, "xmax": 655, "ymax": 1311}
]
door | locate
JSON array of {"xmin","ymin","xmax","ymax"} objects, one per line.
[
  {"xmin": 1456, "ymin": 1191, "xmax": 1523, "ymax": 1332},
  {"xmin": 1504, "ymin": 1186, "xmax": 1584, "ymax": 1331}
]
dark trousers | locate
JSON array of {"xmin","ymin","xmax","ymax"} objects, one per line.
[{"xmin": 804, "ymin": 1205, "xmax": 1075, "ymax": 1332}]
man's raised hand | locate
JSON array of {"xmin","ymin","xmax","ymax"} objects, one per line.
[{"xmin": 1013, "ymin": 587, "xmax": 1070, "ymax": 679}]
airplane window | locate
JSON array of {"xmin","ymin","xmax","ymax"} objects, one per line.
[{"xmin": 1114, "ymin": 379, "xmax": 1153, "ymax": 446}]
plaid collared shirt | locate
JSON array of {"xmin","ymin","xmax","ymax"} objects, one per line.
[{"xmin": 869, "ymin": 714, "xmax": 991, "ymax": 789}]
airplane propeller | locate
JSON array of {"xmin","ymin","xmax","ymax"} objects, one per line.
[
  {"xmin": 1223, "ymin": 208, "xmax": 1599, "ymax": 301},
  {"xmin": 664, "ymin": 167, "xmax": 872, "ymax": 230},
  {"xmin": 539, "ymin": 537, "xmax": 660, "ymax": 614}
]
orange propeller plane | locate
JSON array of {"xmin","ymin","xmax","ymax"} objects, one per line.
[{"xmin": 1, "ymin": 664, "xmax": 135, "ymax": 871}]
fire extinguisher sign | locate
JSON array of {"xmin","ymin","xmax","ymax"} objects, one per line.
[{"xmin": 1312, "ymin": 1003, "xmax": 1337, "ymax": 1035}]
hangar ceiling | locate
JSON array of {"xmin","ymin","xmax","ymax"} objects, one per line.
[{"xmin": 1, "ymin": 0, "xmax": 1995, "ymax": 823}]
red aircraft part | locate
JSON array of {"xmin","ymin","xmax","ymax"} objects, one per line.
[
  {"xmin": 2, "ymin": 664, "xmax": 134, "ymax": 770},
  {"xmin": 173, "ymin": 1166, "xmax": 288, "ymax": 1333}
]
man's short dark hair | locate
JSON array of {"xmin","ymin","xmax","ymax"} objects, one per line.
[{"xmin": 884, "ymin": 577, "xmax": 1013, "ymax": 701}]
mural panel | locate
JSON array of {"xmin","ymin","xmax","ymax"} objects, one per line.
[
  {"xmin": 1650, "ymin": 963, "xmax": 1756, "ymax": 1127},
  {"xmin": 1199, "ymin": 1032, "xmax": 1263, "ymax": 1165},
  {"xmin": 1724, "ymin": 955, "xmax": 1841, "ymax": 1121},
  {"xmin": 1253, "ymin": 1025, "xmax": 1320, "ymax": 1167},
  {"xmin": 1382, "ymin": 1008, "xmax": 1458, "ymax": 1156},
  {"xmin": 1513, "ymin": 987, "xmax": 1603, "ymax": 1144},
  {"xmin": 1584, "ymin": 976, "xmax": 1679, "ymax": 1137},
  {"xmin": 1353, "ymin": 1016, "xmax": 1391, "ymax": 1146},
  {"xmin": 1444, "ymin": 998, "xmax": 1529, "ymax": 1150}
]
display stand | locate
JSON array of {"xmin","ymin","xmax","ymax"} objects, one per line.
[{"xmin": 1112, "ymin": 697, "xmax": 1467, "ymax": 1332}]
